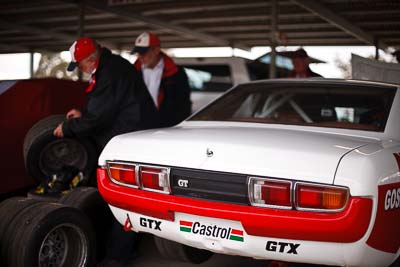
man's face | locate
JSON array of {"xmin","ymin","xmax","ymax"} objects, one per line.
[
  {"xmin": 293, "ymin": 57, "xmax": 309, "ymax": 73},
  {"xmin": 138, "ymin": 46, "xmax": 160, "ymax": 68},
  {"xmin": 78, "ymin": 57, "xmax": 96, "ymax": 74}
]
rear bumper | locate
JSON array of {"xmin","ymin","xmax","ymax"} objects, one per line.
[{"xmin": 97, "ymin": 167, "xmax": 373, "ymax": 243}]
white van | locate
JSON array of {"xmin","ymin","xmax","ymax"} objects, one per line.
[
  {"xmin": 174, "ymin": 57, "xmax": 251, "ymax": 112},
  {"xmin": 174, "ymin": 56, "xmax": 292, "ymax": 112}
]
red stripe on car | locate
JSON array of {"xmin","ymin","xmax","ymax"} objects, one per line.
[{"xmin": 98, "ymin": 168, "xmax": 372, "ymax": 243}]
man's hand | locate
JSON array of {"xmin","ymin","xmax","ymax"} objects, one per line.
[
  {"xmin": 66, "ymin": 109, "xmax": 82, "ymax": 119},
  {"xmin": 54, "ymin": 123, "xmax": 64, "ymax": 138}
]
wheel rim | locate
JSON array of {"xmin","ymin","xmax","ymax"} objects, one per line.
[
  {"xmin": 39, "ymin": 138, "xmax": 88, "ymax": 176},
  {"xmin": 39, "ymin": 223, "xmax": 88, "ymax": 267}
]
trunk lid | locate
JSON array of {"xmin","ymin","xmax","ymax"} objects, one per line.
[{"xmin": 99, "ymin": 123, "xmax": 376, "ymax": 184}]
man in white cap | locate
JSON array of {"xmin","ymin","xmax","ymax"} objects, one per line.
[
  {"xmin": 54, "ymin": 37, "xmax": 159, "ymax": 152},
  {"xmin": 132, "ymin": 32, "xmax": 191, "ymax": 127}
]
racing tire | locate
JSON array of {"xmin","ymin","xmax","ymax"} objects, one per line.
[
  {"xmin": 26, "ymin": 190, "xmax": 62, "ymax": 202},
  {"xmin": 59, "ymin": 186, "xmax": 113, "ymax": 262},
  {"xmin": 0, "ymin": 197, "xmax": 46, "ymax": 266},
  {"xmin": 23, "ymin": 114, "xmax": 98, "ymax": 184},
  {"xmin": 154, "ymin": 236, "xmax": 213, "ymax": 264},
  {"xmin": 6, "ymin": 202, "xmax": 96, "ymax": 267}
]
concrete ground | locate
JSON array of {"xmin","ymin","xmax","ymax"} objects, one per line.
[
  {"xmin": 126, "ymin": 233, "xmax": 270, "ymax": 267},
  {"xmin": 125, "ymin": 234, "xmax": 326, "ymax": 267}
]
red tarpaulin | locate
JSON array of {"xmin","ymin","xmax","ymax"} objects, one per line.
[{"xmin": 0, "ymin": 78, "xmax": 87, "ymax": 195}]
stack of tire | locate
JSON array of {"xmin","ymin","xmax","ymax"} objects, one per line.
[
  {"xmin": 0, "ymin": 196, "xmax": 93, "ymax": 266},
  {"xmin": 0, "ymin": 113, "xmax": 113, "ymax": 266},
  {"xmin": 0, "ymin": 187, "xmax": 112, "ymax": 267}
]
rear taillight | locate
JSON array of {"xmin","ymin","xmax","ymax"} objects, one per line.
[
  {"xmin": 249, "ymin": 177, "xmax": 292, "ymax": 209},
  {"xmin": 140, "ymin": 166, "xmax": 170, "ymax": 194},
  {"xmin": 107, "ymin": 162, "xmax": 138, "ymax": 187},
  {"xmin": 249, "ymin": 177, "xmax": 350, "ymax": 212},
  {"xmin": 106, "ymin": 161, "xmax": 170, "ymax": 194},
  {"xmin": 295, "ymin": 183, "xmax": 349, "ymax": 211}
]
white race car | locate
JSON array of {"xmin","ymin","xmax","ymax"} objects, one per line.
[{"xmin": 97, "ymin": 79, "xmax": 400, "ymax": 267}]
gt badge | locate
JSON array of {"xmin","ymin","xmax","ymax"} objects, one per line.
[{"xmin": 178, "ymin": 179, "xmax": 189, "ymax": 188}]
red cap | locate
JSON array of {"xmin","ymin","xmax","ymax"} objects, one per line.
[
  {"xmin": 67, "ymin": 37, "xmax": 97, "ymax": 71},
  {"xmin": 131, "ymin": 32, "xmax": 161, "ymax": 54}
]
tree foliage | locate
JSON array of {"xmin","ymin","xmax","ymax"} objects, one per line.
[{"xmin": 33, "ymin": 53, "xmax": 89, "ymax": 80}]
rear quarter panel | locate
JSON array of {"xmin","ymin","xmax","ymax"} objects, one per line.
[{"xmin": 335, "ymin": 141, "xmax": 400, "ymax": 256}]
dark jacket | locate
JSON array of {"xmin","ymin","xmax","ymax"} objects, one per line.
[
  {"xmin": 63, "ymin": 48, "xmax": 159, "ymax": 151},
  {"xmin": 134, "ymin": 53, "xmax": 191, "ymax": 127}
]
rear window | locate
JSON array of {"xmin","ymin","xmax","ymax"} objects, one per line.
[
  {"xmin": 190, "ymin": 83, "xmax": 396, "ymax": 132},
  {"xmin": 182, "ymin": 65, "xmax": 232, "ymax": 92}
]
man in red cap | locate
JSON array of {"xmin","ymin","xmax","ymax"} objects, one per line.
[
  {"xmin": 54, "ymin": 37, "xmax": 159, "ymax": 267},
  {"xmin": 54, "ymin": 37, "xmax": 159, "ymax": 151},
  {"xmin": 132, "ymin": 32, "xmax": 191, "ymax": 127}
]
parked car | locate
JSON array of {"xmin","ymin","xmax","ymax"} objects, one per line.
[{"xmin": 97, "ymin": 79, "xmax": 400, "ymax": 267}]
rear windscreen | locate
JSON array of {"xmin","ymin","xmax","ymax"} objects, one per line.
[{"xmin": 190, "ymin": 83, "xmax": 396, "ymax": 132}]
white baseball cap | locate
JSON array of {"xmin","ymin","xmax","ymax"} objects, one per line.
[{"xmin": 131, "ymin": 32, "xmax": 160, "ymax": 54}]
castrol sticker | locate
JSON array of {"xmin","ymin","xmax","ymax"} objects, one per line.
[{"xmin": 180, "ymin": 220, "xmax": 244, "ymax": 242}]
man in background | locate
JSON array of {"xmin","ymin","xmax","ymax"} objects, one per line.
[
  {"xmin": 287, "ymin": 48, "xmax": 322, "ymax": 78},
  {"xmin": 132, "ymin": 32, "xmax": 191, "ymax": 127}
]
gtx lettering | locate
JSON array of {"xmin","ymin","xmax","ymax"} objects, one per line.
[
  {"xmin": 140, "ymin": 217, "xmax": 162, "ymax": 231},
  {"xmin": 384, "ymin": 188, "xmax": 400, "ymax": 211},
  {"xmin": 266, "ymin": 241, "xmax": 300, "ymax": 254}
]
